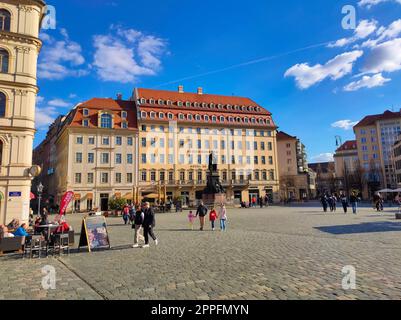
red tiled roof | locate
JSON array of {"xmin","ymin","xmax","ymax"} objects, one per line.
[
  {"xmin": 66, "ymin": 98, "xmax": 138, "ymax": 130},
  {"xmin": 336, "ymin": 140, "xmax": 357, "ymax": 152},
  {"xmin": 354, "ymin": 110, "xmax": 401, "ymax": 128},
  {"xmin": 135, "ymin": 88, "xmax": 276, "ymax": 128},
  {"xmin": 276, "ymin": 131, "xmax": 296, "ymax": 141}
]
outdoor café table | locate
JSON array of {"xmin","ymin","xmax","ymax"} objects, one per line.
[{"xmin": 36, "ymin": 224, "xmax": 59, "ymax": 241}]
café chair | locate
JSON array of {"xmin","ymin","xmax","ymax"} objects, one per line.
[{"xmin": 23, "ymin": 235, "xmax": 44, "ymax": 259}]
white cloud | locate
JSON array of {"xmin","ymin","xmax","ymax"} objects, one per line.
[
  {"xmin": 311, "ymin": 153, "xmax": 334, "ymax": 162},
  {"xmin": 362, "ymin": 38, "xmax": 401, "ymax": 74},
  {"xmin": 331, "ymin": 120, "xmax": 358, "ymax": 130},
  {"xmin": 93, "ymin": 27, "xmax": 167, "ymax": 83},
  {"xmin": 344, "ymin": 73, "xmax": 391, "ymax": 91},
  {"xmin": 285, "ymin": 50, "xmax": 363, "ymax": 89},
  {"xmin": 38, "ymin": 29, "xmax": 87, "ymax": 80},
  {"xmin": 35, "ymin": 106, "xmax": 59, "ymax": 129},
  {"xmin": 36, "ymin": 96, "xmax": 45, "ymax": 105},
  {"xmin": 358, "ymin": 0, "xmax": 401, "ymax": 8},
  {"xmin": 329, "ymin": 20, "xmax": 378, "ymax": 48},
  {"xmin": 48, "ymin": 99, "xmax": 70, "ymax": 107},
  {"xmin": 362, "ymin": 19, "xmax": 401, "ymax": 47}
]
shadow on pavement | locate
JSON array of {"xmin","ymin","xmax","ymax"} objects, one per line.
[{"xmin": 315, "ymin": 221, "xmax": 401, "ymax": 235}]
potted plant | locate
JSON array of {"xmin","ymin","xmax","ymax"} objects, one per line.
[{"xmin": 108, "ymin": 197, "xmax": 127, "ymax": 216}]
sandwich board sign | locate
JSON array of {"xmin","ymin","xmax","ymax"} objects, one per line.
[{"xmin": 78, "ymin": 215, "xmax": 111, "ymax": 252}]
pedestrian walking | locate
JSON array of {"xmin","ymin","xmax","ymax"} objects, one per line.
[
  {"xmin": 331, "ymin": 195, "xmax": 337, "ymax": 212},
  {"xmin": 320, "ymin": 194, "xmax": 328, "ymax": 212},
  {"xmin": 196, "ymin": 201, "xmax": 208, "ymax": 231},
  {"xmin": 350, "ymin": 192, "xmax": 359, "ymax": 214},
  {"xmin": 142, "ymin": 202, "xmax": 158, "ymax": 248},
  {"xmin": 218, "ymin": 204, "xmax": 227, "ymax": 231},
  {"xmin": 209, "ymin": 207, "xmax": 218, "ymax": 231},
  {"xmin": 188, "ymin": 211, "xmax": 196, "ymax": 230},
  {"xmin": 340, "ymin": 193, "xmax": 348, "ymax": 213},
  {"xmin": 132, "ymin": 204, "xmax": 145, "ymax": 248},
  {"xmin": 122, "ymin": 204, "xmax": 130, "ymax": 225}
]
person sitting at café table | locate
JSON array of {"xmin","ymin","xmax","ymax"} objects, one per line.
[
  {"xmin": 7, "ymin": 218, "xmax": 20, "ymax": 230},
  {"xmin": 13, "ymin": 223, "xmax": 30, "ymax": 237},
  {"xmin": 0, "ymin": 225, "xmax": 15, "ymax": 238}
]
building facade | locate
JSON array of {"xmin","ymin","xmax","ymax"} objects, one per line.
[
  {"xmin": 33, "ymin": 98, "xmax": 139, "ymax": 213},
  {"xmin": 334, "ymin": 140, "xmax": 361, "ymax": 195},
  {"xmin": 308, "ymin": 162, "xmax": 336, "ymax": 196},
  {"xmin": 134, "ymin": 87, "xmax": 280, "ymax": 206},
  {"xmin": 276, "ymin": 131, "xmax": 310, "ymax": 201},
  {"xmin": 0, "ymin": 0, "xmax": 46, "ymax": 224},
  {"xmin": 354, "ymin": 110, "xmax": 401, "ymax": 198}
]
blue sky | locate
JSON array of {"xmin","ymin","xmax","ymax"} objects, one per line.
[{"xmin": 35, "ymin": 0, "xmax": 401, "ymax": 162}]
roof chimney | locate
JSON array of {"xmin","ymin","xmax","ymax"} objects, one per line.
[
  {"xmin": 197, "ymin": 87, "xmax": 203, "ymax": 95},
  {"xmin": 178, "ymin": 85, "xmax": 184, "ymax": 93},
  {"xmin": 116, "ymin": 93, "xmax": 123, "ymax": 100}
]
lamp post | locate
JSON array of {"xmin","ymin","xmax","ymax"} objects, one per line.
[{"xmin": 37, "ymin": 182, "xmax": 43, "ymax": 217}]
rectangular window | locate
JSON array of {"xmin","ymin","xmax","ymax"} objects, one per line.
[
  {"xmin": 198, "ymin": 155, "xmax": 202, "ymax": 164},
  {"xmin": 231, "ymin": 156, "xmax": 236, "ymax": 164},
  {"xmin": 151, "ymin": 171, "xmax": 156, "ymax": 181},
  {"xmin": 197, "ymin": 140, "xmax": 202, "ymax": 149},
  {"xmin": 213, "ymin": 140, "xmax": 218, "ymax": 150},
  {"xmin": 205, "ymin": 140, "xmax": 210, "ymax": 149},
  {"xmin": 169, "ymin": 171, "xmax": 174, "ymax": 182},
  {"xmin": 88, "ymin": 153, "xmax": 94, "ymax": 164},
  {"xmin": 160, "ymin": 138, "xmax": 165, "ymax": 148},
  {"xmin": 151, "ymin": 154, "xmax": 156, "ymax": 164},
  {"xmin": 254, "ymin": 156, "xmax": 259, "ymax": 165},
  {"xmin": 168, "ymin": 154, "xmax": 174, "ymax": 164},
  {"xmin": 169, "ymin": 139, "xmax": 174, "ymax": 148},
  {"xmin": 269, "ymin": 156, "xmax": 273, "ymax": 165},
  {"xmin": 141, "ymin": 171, "xmax": 147, "ymax": 181},
  {"xmin": 160, "ymin": 154, "xmax": 165, "ymax": 164},
  {"xmin": 76, "ymin": 152, "xmax": 82, "ymax": 163},
  {"xmin": 179, "ymin": 154, "xmax": 185, "ymax": 164},
  {"xmin": 127, "ymin": 173, "xmax": 133, "ymax": 183},
  {"xmin": 188, "ymin": 171, "xmax": 193, "ymax": 181},
  {"xmin": 160, "ymin": 171, "xmax": 165, "ymax": 181},
  {"xmin": 246, "ymin": 141, "xmax": 251, "ymax": 150},
  {"xmin": 188, "ymin": 154, "xmax": 193, "ymax": 164},
  {"xmin": 247, "ymin": 156, "xmax": 251, "ymax": 164},
  {"xmin": 75, "ymin": 173, "xmax": 81, "ymax": 183},
  {"xmin": 261, "ymin": 142, "xmax": 265, "ymax": 150},
  {"xmin": 115, "ymin": 173, "xmax": 122, "ymax": 183},
  {"xmin": 269, "ymin": 170, "xmax": 274, "ymax": 180},
  {"xmin": 151, "ymin": 138, "xmax": 156, "ymax": 147},
  {"xmin": 87, "ymin": 173, "xmax": 94, "ymax": 184},
  {"xmin": 197, "ymin": 171, "xmax": 202, "ymax": 182},
  {"xmin": 115, "ymin": 153, "xmax": 122, "ymax": 164},
  {"xmin": 88, "ymin": 137, "xmax": 95, "ymax": 145},
  {"xmin": 261, "ymin": 156, "xmax": 266, "ymax": 165},
  {"xmin": 254, "ymin": 141, "xmax": 258, "ymax": 150},
  {"xmin": 221, "ymin": 155, "xmax": 226, "ymax": 164},
  {"xmin": 101, "ymin": 153, "xmax": 109, "ymax": 164},
  {"xmin": 141, "ymin": 137, "xmax": 147, "ymax": 147},
  {"xmin": 127, "ymin": 154, "xmax": 133, "ymax": 164},
  {"xmin": 76, "ymin": 137, "xmax": 83, "ymax": 144},
  {"xmin": 268, "ymin": 142, "xmax": 272, "ymax": 151},
  {"xmin": 102, "ymin": 137, "xmax": 109, "ymax": 145},
  {"xmin": 127, "ymin": 137, "xmax": 133, "ymax": 146},
  {"xmin": 221, "ymin": 140, "xmax": 225, "ymax": 150},
  {"xmin": 141, "ymin": 154, "xmax": 147, "ymax": 164},
  {"xmin": 237, "ymin": 141, "xmax": 243, "ymax": 149},
  {"xmin": 101, "ymin": 173, "xmax": 108, "ymax": 183},
  {"xmin": 180, "ymin": 171, "xmax": 185, "ymax": 181},
  {"xmin": 179, "ymin": 139, "xmax": 185, "ymax": 148},
  {"xmin": 115, "ymin": 136, "xmax": 122, "ymax": 145},
  {"xmin": 83, "ymin": 119, "xmax": 89, "ymax": 127}
]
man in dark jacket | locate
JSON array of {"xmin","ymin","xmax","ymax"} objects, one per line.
[
  {"xmin": 196, "ymin": 201, "xmax": 208, "ymax": 231},
  {"xmin": 142, "ymin": 202, "xmax": 158, "ymax": 248}
]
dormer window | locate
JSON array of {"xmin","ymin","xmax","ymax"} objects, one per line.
[
  {"xmin": 195, "ymin": 114, "xmax": 201, "ymax": 121},
  {"xmin": 248, "ymin": 106, "xmax": 253, "ymax": 112},
  {"xmin": 149, "ymin": 99, "xmax": 155, "ymax": 104},
  {"xmin": 150, "ymin": 111, "xmax": 156, "ymax": 119},
  {"xmin": 185, "ymin": 101, "xmax": 191, "ymax": 107},
  {"xmin": 220, "ymin": 116, "xmax": 225, "ymax": 122},
  {"xmin": 121, "ymin": 111, "xmax": 127, "ymax": 118},
  {"xmin": 166, "ymin": 100, "xmax": 172, "ymax": 105},
  {"xmin": 178, "ymin": 113, "xmax": 184, "ymax": 120},
  {"xmin": 187, "ymin": 114, "xmax": 193, "ymax": 120},
  {"xmin": 210, "ymin": 103, "xmax": 214, "ymax": 108},
  {"xmin": 251, "ymin": 118, "xmax": 256, "ymax": 123},
  {"xmin": 121, "ymin": 121, "xmax": 128, "ymax": 129},
  {"xmin": 159, "ymin": 112, "xmax": 165, "ymax": 119},
  {"xmin": 82, "ymin": 119, "xmax": 89, "ymax": 127},
  {"xmin": 211, "ymin": 116, "xmax": 217, "ymax": 122},
  {"xmin": 141, "ymin": 111, "xmax": 147, "ymax": 118},
  {"xmin": 201, "ymin": 103, "xmax": 206, "ymax": 108},
  {"xmin": 258, "ymin": 118, "xmax": 264, "ymax": 124},
  {"xmin": 83, "ymin": 108, "xmax": 89, "ymax": 117},
  {"xmin": 140, "ymin": 98, "xmax": 146, "ymax": 104},
  {"xmin": 255, "ymin": 107, "xmax": 260, "ymax": 112},
  {"xmin": 225, "ymin": 104, "xmax": 230, "ymax": 110},
  {"xmin": 100, "ymin": 113, "xmax": 112, "ymax": 128},
  {"xmin": 158, "ymin": 99, "xmax": 164, "ymax": 105},
  {"xmin": 177, "ymin": 101, "xmax": 183, "ymax": 107},
  {"xmin": 228, "ymin": 117, "xmax": 233, "ymax": 122},
  {"xmin": 242, "ymin": 106, "xmax": 247, "ymax": 111},
  {"xmin": 244, "ymin": 117, "xmax": 249, "ymax": 123},
  {"xmin": 167, "ymin": 113, "xmax": 174, "ymax": 120},
  {"xmin": 236, "ymin": 117, "xmax": 241, "ymax": 123},
  {"xmin": 204, "ymin": 115, "xmax": 209, "ymax": 121}
]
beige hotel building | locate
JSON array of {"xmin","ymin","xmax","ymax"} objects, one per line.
[{"xmin": 34, "ymin": 86, "xmax": 280, "ymax": 211}]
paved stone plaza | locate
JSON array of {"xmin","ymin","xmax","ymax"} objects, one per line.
[{"xmin": 1, "ymin": 204, "xmax": 401, "ymax": 300}]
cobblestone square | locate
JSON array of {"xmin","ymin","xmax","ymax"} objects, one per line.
[{"xmin": 1, "ymin": 205, "xmax": 401, "ymax": 300}]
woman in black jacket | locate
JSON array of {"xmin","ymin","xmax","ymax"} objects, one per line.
[{"xmin": 142, "ymin": 202, "xmax": 158, "ymax": 248}]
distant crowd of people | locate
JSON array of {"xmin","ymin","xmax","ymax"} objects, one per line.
[{"xmin": 320, "ymin": 192, "xmax": 360, "ymax": 214}]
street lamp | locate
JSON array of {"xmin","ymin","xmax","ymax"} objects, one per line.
[{"xmin": 37, "ymin": 182, "xmax": 44, "ymax": 217}]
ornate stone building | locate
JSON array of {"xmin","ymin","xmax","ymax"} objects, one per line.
[{"xmin": 0, "ymin": 0, "xmax": 46, "ymax": 224}]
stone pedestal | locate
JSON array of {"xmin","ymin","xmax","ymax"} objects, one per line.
[{"xmin": 202, "ymin": 193, "xmax": 227, "ymax": 208}]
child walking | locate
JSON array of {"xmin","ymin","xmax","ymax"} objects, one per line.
[
  {"xmin": 209, "ymin": 207, "xmax": 218, "ymax": 231},
  {"xmin": 218, "ymin": 204, "xmax": 227, "ymax": 231},
  {"xmin": 188, "ymin": 211, "xmax": 196, "ymax": 230}
]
